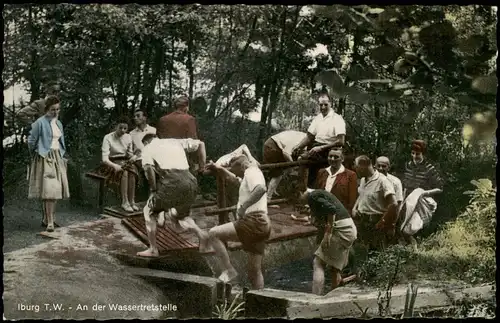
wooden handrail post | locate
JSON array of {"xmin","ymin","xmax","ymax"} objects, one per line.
[{"xmin": 216, "ymin": 171, "xmax": 229, "ymax": 225}]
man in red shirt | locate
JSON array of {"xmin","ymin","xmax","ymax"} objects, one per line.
[{"xmin": 157, "ymin": 96, "xmax": 198, "ymax": 140}]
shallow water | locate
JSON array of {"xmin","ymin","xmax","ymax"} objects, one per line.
[{"xmin": 264, "ymin": 256, "xmax": 333, "ymax": 294}]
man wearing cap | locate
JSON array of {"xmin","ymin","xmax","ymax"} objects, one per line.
[
  {"xmin": 375, "ymin": 156, "xmax": 404, "ymax": 208},
  {"xmin": 352, "ymin": 155, "xmax": 398, "ymax": 251}
]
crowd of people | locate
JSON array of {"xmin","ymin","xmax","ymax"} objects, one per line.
[{"xmin": 20, "ymin": 81, "xmax": 444, "ymax": 294}]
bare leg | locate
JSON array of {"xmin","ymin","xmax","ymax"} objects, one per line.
[
  {"xmin": 128, "ymin": 173, "xmax": 138, "ymax": 210},
  {"xmin": 208, "ymin": 222, "xmax": 239, "ymax": 282},
  {"xmin": 175, "ymin": 216, "xmax": 211, "ymax": 252},
  {"xmin": 267, "ymin": 175, "xmax": 283, "ymax": 200},
  {"xmin": 45, "ymin": 199, "xmax": 56, "ymax": 232},
  {"xmin": 247, "ymin": 252, "xmax": 264, "ymax": 290},
  {"xmin": 42, "ymin": 202, "xmax": 47, "ymax": 224},
  {"xmin": 137, "ymin": 201, "xmax": 159, "ymax": 257},
  {"xmin": 312, "ymin": 256, "xmax": 326, "ymax": 295},
  {"xmin": 120, "ymin": 171, "xmax": 133, "ymax": 212},
  {"xmin": 331, "ymin": 267, "xmax": 342, "ymax": 291}
]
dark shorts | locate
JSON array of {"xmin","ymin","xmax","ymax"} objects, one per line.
[
  {"xmin": 263, "ymin": 138, "xmax": 286, "ymax": 178},
  {"xmin": 149, "ymin": 169, "xmax": 198, "ymax": 219},
  {"xmin": 303, "ymin": 142, "xmax": 331, "ymax": 188},
  {"xmin": 234, "ymin": 211, "xmax": 271, "ymax": 255}
]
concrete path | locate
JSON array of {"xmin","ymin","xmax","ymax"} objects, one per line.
[{"xmin": 3, "ymin": 217, "xmax": 177, "ymax": 320}]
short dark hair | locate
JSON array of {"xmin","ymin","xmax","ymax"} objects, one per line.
[
  {"xmin": 44, "ymin": 96, "xmax": 60, "ymax": 111},
  {"xmin": 134, "ymin": 109, "xmax": 148, "ymax": 118},
  {"xmin": 142, "ymin": 133, "xmax": 157, "ymax": 144},
  {"xmin": 355, "ymin": 155, "xmax": 372, "ymax": 166},
  {"xmin": 117, "ymin": 115, "xmax": 130, "ymax": 126},
  {"xmin": 44, "ymin": 82, "xmax": 60, "ymax": 95},
  {"xmin": 317, "ymin": 87, "xmax": 332, "ymax": 102},
  {"xmin": 174, "ymin": 96, "xmax": 190, "ymax": 110}
]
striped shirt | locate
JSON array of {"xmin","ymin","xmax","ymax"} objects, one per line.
[{"xmin": 403, "ymin": 159, "xmax": 443, "ymax": 197}]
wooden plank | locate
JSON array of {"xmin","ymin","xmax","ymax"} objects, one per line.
[
  {"xmin": 258, "ymin": 159, "xmax": 327, "ymax": 170},
  {"xmin": 204, "ymin": 199, "xmax": 289, "ymax": 216}
]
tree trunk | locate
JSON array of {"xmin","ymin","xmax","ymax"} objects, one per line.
[
  {"xmin": 27, "ymin": 5, "xmax": 41, "ymax": 101},
  {"xmin": 186, "ymin": 25, "xmax": 195, "ymax": 100}
]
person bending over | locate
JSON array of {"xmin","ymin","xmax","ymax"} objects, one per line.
[
  {"xmin": 137, "ymin": 133, "xmax": 208, "ymax": 257},
  {"xmin": 297, "ymin": 189, "xmax": 357, "ymax": 295},
  {"xmin": 203, "ymin": 156, "xmax": 270, "ymax": 290}
]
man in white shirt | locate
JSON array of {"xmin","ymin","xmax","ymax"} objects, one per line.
[
  {"xmin": 375, "ymin": 156, "xmax": 404, "ymax": 208},
  {"xmin": 136, "ymin": 133, "xmax": 207, "ymax": 258},
  {"xmin": 291, "ymin": 92, "xmax": 346, "ymax": 190},
  {"xmin": 203, "ymin": 156, "xmax": 270, "ymax": 290},
  {"xmin": 352, "ymin": 155, "xmax": 398, "ymax": 251},
  {"xmin": 129, "ymin": 110, "xmax": 157, "ymax": 157},
  {"xmin": 263, "ymin": 130, "xmax": 307, "ymax": 200}
]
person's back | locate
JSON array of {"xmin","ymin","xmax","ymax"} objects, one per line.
[
  {"xmin": 271, "ymin": 130, "xmax": 307, "ymax": 156},
  {"xmin": 157, "ymin": 96, "xmax": 198, "ymax": 139}
]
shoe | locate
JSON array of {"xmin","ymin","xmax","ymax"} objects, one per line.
[
  {"xmin": 122, "ymin": 203, "xmax": 134, "ymax": 213},
  {"xmin": 131, "ymin": 203, "xmax": 140, "ymax": 211},
  {"xmin": 41, "ymin": 221, "xmax": 60, "ymax": 228}
]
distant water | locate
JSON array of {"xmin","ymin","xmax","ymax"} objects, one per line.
[{"xmin": 264, "ymin": 256, "xmax": 333, "ymax": 293}]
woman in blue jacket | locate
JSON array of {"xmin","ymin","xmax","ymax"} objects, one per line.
[{"xmin": 27, "ymin": 95, "xmax": 70, "ymax": 232}]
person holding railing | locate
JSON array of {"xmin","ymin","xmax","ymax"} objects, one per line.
[
  {"xmin": 291, "ymin": 91, "xmax": 346, "ymax": 191},
  {"xmin": 202, "ymin": 156, "xmax": 270, "ymax": 290},
  {"xmin": 137, "ymin": 133, "xmax": 208, "ymax": 258},
  {"xmin": 262, "ymin": 130, "xmax": 307, "ymax": 201}
]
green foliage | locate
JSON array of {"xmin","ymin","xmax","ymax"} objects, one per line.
[{"xmin": 360, "ymin": 179, "xmax": 496, "ymax": 286}]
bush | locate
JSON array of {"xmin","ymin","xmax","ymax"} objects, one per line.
[{"xmin": 360, "ymin": 178, "xmax": 496, "ymax": 286}]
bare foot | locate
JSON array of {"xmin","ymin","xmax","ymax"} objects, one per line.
[
  {"xmin": 291, "ymin": 214, "xmax": 310, "ymax": 222},
  {"xmin": 136, "ymin": 248, "xmax": 159, "ymax": 257},
  {"xmin": 198, "ymin": 232, "xmax": 211, "ymax": 253},
  {"xmin": 219, "ymin": 268, "xmax": 238, "ymax": 282}
]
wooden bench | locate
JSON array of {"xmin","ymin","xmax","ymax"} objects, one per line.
[{"xmin": 85, "ymin": 171, "xmax": 106, "ymax": 210}]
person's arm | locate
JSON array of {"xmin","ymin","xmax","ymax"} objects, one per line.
[
  {"xmin": 347, "ymin": 172, "xmax": 358, "ymax": 215},
  {"xmin": 313, "ymin": 134, "xmax": 346, "ymax": 153},
  {"xmin": 239, "ymin": 168, "xmax": 267, "ymax": 214},
  {"xmin": 27, "ymin": 120, "xmax": 41, "ymax": 154},
  {"xmin": 423, "ymin": 165, "xmax": 444, "ymax": 197},
  {"xmin": 141, "ymin": 145, "xmax": 157, "ymax": 192},
  {"xmin": 377, "ymin": 180, "xmax": 398, "ymax": 230},
  {"xmin": 179, "ymin": 138, "xmax": 206, "ymax": 170},
  {"xmin": 311, "ymin": 117, "xmax": 347, "ymax": 153},
  {"xmin": 101, "ymin": 135, "xmax": 120, "ymax": 170},
  {"xmin": 18, "ymin": 101, "xmax": 41, "ymax": 125},
  {"xmin": 295, "ymin": 132, "xmax": 314, "ymax": 151},
  {"xmin": 186, "ymin": 117, "xmax": 198, "ymax": 139}
]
